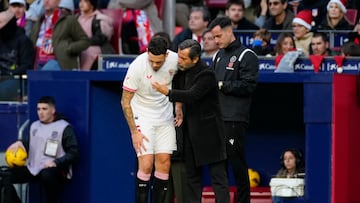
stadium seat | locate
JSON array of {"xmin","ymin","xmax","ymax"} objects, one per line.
[
  {"xmin": 345, "ymin": 9, "xmax": 358, "ymax": 25},
  {"xmin": 250, "ymin": 187, "xmax": 272, "ymax": 203},
  {"xmin": 205, "ymin": 0, "xmax": 227, "ymax": 8},
  {"xmin": 100, "ymin": 9, "xmax": 123, "ymax": 54},
  {"xmin": 154, "ymin": 0, "xmax": 165, "ymax": 18}
]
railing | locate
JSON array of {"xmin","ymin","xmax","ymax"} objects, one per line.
[{"xmin": 98, "ymin": 54, "xmax": 360, "ymax": 74}]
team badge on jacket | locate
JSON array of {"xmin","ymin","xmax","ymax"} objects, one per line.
[{"xmin": 226, "ymin": 56, "xmax": 237, "ymax": 70}]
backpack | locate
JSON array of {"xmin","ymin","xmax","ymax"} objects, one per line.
[
  {"xmin": 0, "ymin": 166, "xmax": 21, "ymax": 203},
  {"xmin": 91, "ymin": 15, "xmax": 116, "ymax": 55}
]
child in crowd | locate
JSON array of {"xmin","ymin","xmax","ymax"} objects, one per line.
[{"xmin": 252, "ymin": 28, "xmax": 272, "ymax": 56}]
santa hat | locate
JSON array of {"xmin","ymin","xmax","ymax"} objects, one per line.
[
  {"xmin": 292, "ymin": 10, "xmax": 313, "ymax": 30},
  {"xmin": 327, "ymin": 0, "xmax": 347, "ymax": 13}
]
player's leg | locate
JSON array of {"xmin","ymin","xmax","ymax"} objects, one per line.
[
  {"xmin": 152, "ymin": 124, "xmax": 176, "ymax": 203},
  {"xmin": 136, "ymin": 154, "xmax": 154, "ymax": 203},
  {"xmin": 135, "ymin": 122, "xmax": 155, "ymax": 203}
]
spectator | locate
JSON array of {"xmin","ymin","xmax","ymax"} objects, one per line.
[
  {"xmin": 8, "ymin": 0, "xmax": 26, "ymax": 28},
  {"xmin": 0, "ymin": 16, "xmax": 34, "ymax": 100},
  {"xmin": 152, "ymin": 39, "xmax": 230, "ymax": 203},
  {"xmin": 171, "ymin": 6, "xmax": 210, "ymax": 51},
  {"xmin": 272, "ymin": 149, "xmax": 305, "ymax": 203},
  {"xmin": 201, "ymin": 29, "xmax": 219, "ymax": 57},
  {"xmin": 176, "ymin": 0, "xmax": 204, "ymax": 29},
  {"xmin": 5, "ymin": 96, "xmax": 80, "ymax": 203},
  {"xmin": 121, "ymin": 37, "xmax": 179, "ymax": 203},
  {"xmin": 317, "ymin": 0, "xmax": 354, "ymax": 30},
  {"xmin": 273, "ymin": 32, "xmax": 296, "ymax": 55},
  {"xmin": 209, "ymin": 17, "xmax": 259, "ymax": 203},
  {"xmin": 244, "ymin": 0, "xmax": 268, "ymax": 28},
  {"xmin": 275, "ymin": 148, "xmax": 305, "ymax": 178},
  {"xmin": 77, "ymin": 0, "xmax": 115, "ymax": 70},
  {"xmin": 296, "ymin": 0, "xmax": 328, "ymax": 27},
  {"xmin": 310, "ymin": 32, "xmax": 334, "ymax": 56},
  {"xmin": 225, "ymin": 0, "xmax": 259, "ymax": 30},
  {"xmin": 292, "ymin": 10, "xmax": 313, "ymax": 56},
  {"xmin": 30, "ymin": 0, "xmax": 90, "ymax": 70},
  {"xmin": 251, "ymin": 28, "xmax": 272, "ymax": 55},
  {"xmin": 263, "ymin": 0, "xmax": 294, "ymax": 30}
]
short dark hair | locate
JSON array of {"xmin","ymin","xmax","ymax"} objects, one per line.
[
  {"xmin": 208, "ymin": 17, "xmax": 232, "ymax": 30},
  {"xmin": 147, "ymin": 37, "xmax": 168, "ymax": 55},
  {"xmin": 153, "ymin": 32, "xmax": 172, "ymax": 49},
  {"xmin": 312, "ymin": 32, "xmax": 329, "ymax": 43},
  {"xmin": 342, "ymin": 41, "xmax": 360, "ymax": 56},
  {"xmin": 178, "ymin": 39, "xmax": 201, "ymax": 60},
  {"xmin": 225, "ymin": 0, "xmax": 245, "ymax": 10},
  {"xmin": 38, "ymin": 96, "xmax": 56, "ymax": 107}
]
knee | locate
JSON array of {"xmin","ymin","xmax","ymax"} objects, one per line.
[{"xmin": 39, "ymin": 167, "xmax": 62, "ymax": 184}]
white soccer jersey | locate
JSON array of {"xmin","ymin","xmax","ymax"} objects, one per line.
[{"xmin": 123, "ymin": 50, "xmax": 178, "ymax": 125}]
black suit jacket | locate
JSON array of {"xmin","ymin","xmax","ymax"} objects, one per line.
[{"xmin": 168, "ymin": 60, "xmax": 227, "ymax": 166}]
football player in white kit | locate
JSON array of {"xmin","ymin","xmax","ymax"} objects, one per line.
[{"xmin": 121, "ymin": 36, "xmax": 182, "ymax": 203}]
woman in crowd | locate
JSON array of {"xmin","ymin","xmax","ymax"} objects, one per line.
[
  {"xmin": 273, "ymin": 32, "xmax": 296, "ymax": 56},
  {"xmin": 317, "ymin": 0, "xmax": 353, "ymax": 30}
]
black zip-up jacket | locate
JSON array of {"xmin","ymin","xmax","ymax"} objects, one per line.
[{"xmin": 210, "ymin": 39, "xmax": 259, "ymax": 123}]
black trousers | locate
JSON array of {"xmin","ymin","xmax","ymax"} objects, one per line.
[
  {"xmin": 184, "ymin": 134, "xmax": 230, "ymax": 203},
  {"xmin": 224, "ymin": 121, "xmax": 250, "ymax": 203},
  {"xmin": 8, "ymin": 166, "xmax": 65, "ymax": 203}
]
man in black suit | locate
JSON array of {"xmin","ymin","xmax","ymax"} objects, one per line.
[{"xmin": 152, "ymin": 39, "xmax": 230, "ymax": 203}]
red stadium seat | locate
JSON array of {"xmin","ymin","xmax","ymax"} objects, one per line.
[
  {"xmin": 100, "ymin": 9, "xmax": 123, "ymax": 54},
  {"xmin": 154, "ymin": 0, "xmax": 165, "ymax": 18},
  {"xmin": 205, "ymin": 0, "xmax": 227, "ymax": 8},
  {"xmin": 345, "ymin": 9, "xmax": 358, "ymax": 25}
]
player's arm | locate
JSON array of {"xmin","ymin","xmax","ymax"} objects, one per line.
[
  {"xmin": 121, "ymin": 89, "xmax": 137, "ymax": 134},
  {"xmin": 121, "ymin": 89, "xmax": 148, "ymax": 153}
]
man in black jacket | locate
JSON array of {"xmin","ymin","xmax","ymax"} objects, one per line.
[
  {"xmin": 0, "ymin": 16, "xmax": 34, "ymax": 100},
  {"xmin": 5, "ymin": 96, "xmax": 80, "ymax": 203},
  {"xmin": 152, "ymin": 39, "xmax": 230, "ymax": 203},
  {"xmin": 208, "ymin": 17, "xmax": 259, "ymax": 203}
]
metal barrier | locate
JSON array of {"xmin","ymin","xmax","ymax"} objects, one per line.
[{"xmin": 98, "ymin": 54, "xmax": 360, "ymax": 74}]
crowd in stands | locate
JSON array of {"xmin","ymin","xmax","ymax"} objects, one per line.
[{"xmin": 0, "ymin": 0, "xmax": 360, "ymax": 99}]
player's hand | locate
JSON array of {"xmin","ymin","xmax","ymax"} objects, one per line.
[
  {"xmin": 151, "ymin": 81, "xmax": 169, "ymax": 96},
  {"xmin": 44, "ymin": 161, "xmax": 57, "ymax": 168},
  {"xmin": 131, "ymin": 130, "xmax": 149, "ymax": 154},
  {"xmin": 174, "ymin": 107, "xmax": 183, "ymax": 127}
]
